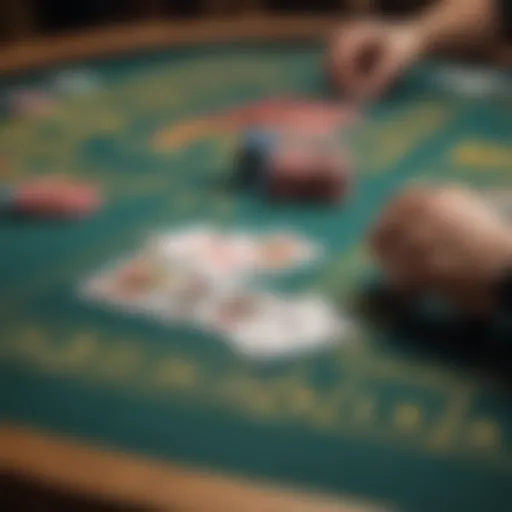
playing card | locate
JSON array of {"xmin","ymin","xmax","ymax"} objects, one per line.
[
  {"xmin": 228, "ymin": 293, "xmax": 352, "ymax": 361},
  {"xmin": 196, "ymin": 290, "xmax": 266, "ymax": 334},
  {"xmin": 290, "ymin": 295, "xmax": 351, "ymax": 345},
  {"xmin": 228, "ymin": 297, "xmax": 295, "ymax": 359},
  {"xmin": 231, "ymin": 318, "xmax": 295, "ymax": 359},
  {"xmin": 147, "ymin": 226, "xmax": 257, "ymax": 282},
  {"xmin": 255, "ymin": 231, "xmax": 321, "ymax": 272},
  {"xmin": 78, "ymin": 225, "xmax": 345, "ymax": 362},
  {"xmin": 80, "ymin": 255, "xmax": 210, "ymax": 325},
  {"xmin": 199, "ymin": 232, "xmax": 257, "ymax": 278},
  {"xmin": 80, "ymin": 257, "xmax": 164, "ymax": 312},
  {"xmin": 147, "ymin": 225, "xmax": 217, "ymax": 265}
]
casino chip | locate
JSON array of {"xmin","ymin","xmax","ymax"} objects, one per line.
[
  {"xmin": 267, "ymin": 141, "xmax": 349, "ymax": 203},
  {"xmin": 433, "ymin": 66, "xmax": 510, "ymax": 98},
  {"xmin": 12, "ymin": 175, "xmax": 102, "ymax": 218},
  {"xmin": 51, "ymin": 69, "xmax": 101, "ymax": 97},
  {"xmin": 235, "ymin": 128, "xmax": 276, "ymax": 189}
]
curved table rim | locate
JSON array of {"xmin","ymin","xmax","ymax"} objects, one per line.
[{"xmin": 0, "ymin": 16, "xmax": 342, "ymax": 75}]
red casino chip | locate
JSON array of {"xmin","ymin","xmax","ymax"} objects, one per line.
[{"xmin": 14, "ymin": 175, "xmax": 102, "ymax": 217}]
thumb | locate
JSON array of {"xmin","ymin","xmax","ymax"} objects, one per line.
[{"xmin": 358, "ymin": 50, "xmax": 402, "ymax": 100}]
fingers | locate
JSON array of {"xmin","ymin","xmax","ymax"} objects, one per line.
[
  {"xmin": 328, "ymin": 23, "xmax": 384, "ymax": 95},
  {"xmin": 338, "ymin": 31, "xmax": 378, "ymax": 93},
  {"xmin": 369, "ymin": 185, "xmax": 512, "ymax": 314},
  {"xmin": 328, "ymin": 21, "xmax": 423, "ymax": 100},
  {"xmin": 371, "ymin": 188, "xmax": 430, "ymax": 254},
  {"xmin": 357, "ymin": 49, "xmax": 401, "ymax": 100},
  {"xmin": 370, "ymin": 189, "xmax": 436, "ymax": 291},
  {"xmin": 328, "ymin": 22, "xmax": 401, "ymax": 100}
]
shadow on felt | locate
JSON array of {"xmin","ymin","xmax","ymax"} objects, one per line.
[{"xmin": 351, "ymin": 279, "xmax": 512, "ymax": 386}]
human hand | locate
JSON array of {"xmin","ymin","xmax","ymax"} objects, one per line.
[
  {"xmin": 327, "ymin": 19, "xmax": 426, "ymax": 100},
  {"xmin": 369, "ymin": 187, "xmax": 512, "ymax": 315}
]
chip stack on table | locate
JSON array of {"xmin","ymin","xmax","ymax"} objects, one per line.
[
  {"xmin": 235, "ymin": 128, "xmax": 350, "ymax": 203},
  {"xmin": 267, "ymin": 134, "xmax": 349, "ymax": 202}
]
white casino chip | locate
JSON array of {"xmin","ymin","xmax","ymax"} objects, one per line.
[
  {"xmin": 434, "ymin": 66, "xmax": 509, "ymax": 98},
  {"xmin": 51, "ymin": 70, "xmax": 100, "ymax": 96}
]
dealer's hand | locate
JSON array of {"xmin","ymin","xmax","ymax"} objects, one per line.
[
  {"xmin": 327, "ymin": 0, "xmax": 498, "ymax": 99},
  {"xmin": 369, "ymin": 187, "xmax": 512, "ymax": 315},
  {"xmin": 327, "ymin": 19, "xmax": 425, "ymax": 99}
]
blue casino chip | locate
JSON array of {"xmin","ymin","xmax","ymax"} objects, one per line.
[
  {"xmin": 0, "ymin": 186, "xmax": 15, "ymax": 213},
  {"xmin": 235, "ymin": 128, "xmax": 277, "ymax": 189}
]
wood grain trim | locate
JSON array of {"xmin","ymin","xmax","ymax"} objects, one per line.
[
  {"xmin": 0, "ymin": 17, "xmax": 340, "ymax": 75},
  {"xmin": 0, "ymin": 423, "xmax": 385, "ymax": 512}
]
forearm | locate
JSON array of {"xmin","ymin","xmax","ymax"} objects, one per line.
[{"xmin": 412, "ymin": 0, "xmax": 498, "ymax": 53}]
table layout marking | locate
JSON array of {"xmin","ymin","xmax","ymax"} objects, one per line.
[
  {"xmin": 2, "ymin": 322, "xmax": 512, "ymax": 471},
  {"xmin": 428, "ymin": 384, "xmax": 476, "ymax": 451},
  {"xmin": 359, "ymin": 102, "xmax": 451, "ymax": 173}
]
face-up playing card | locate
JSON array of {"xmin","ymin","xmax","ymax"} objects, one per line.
[
  {"xmin": 79, "ymin": 225, "xmax": 345, "ymax": 362},
  {"xmin": 81, "ymin": 257, "xmax": 155, "ymax": 302},
  {"xmin": 200, "ymin": 234, "xmax": 257, "ymax": 278},
  {"xmin": 196, "ymin": 290, "xmax": 271, "ymax": 334},
  {"xmin": 228, "ymin": 296, "xmax": 296, "ymax": 359},
  {"xmin": 254, "ymin": 232, "xmax": 321, "ymax": 272},
  {"xmin": 224, "ymin": 293, "xmax": 351, "ymax": 361},
  {"xmin": 147, "ymin": 226, "xmax": 217, "ymax": 265},
  {"xmin": 148, "ymin": 226, "xmax": 258, "ymax": 281},
  {"xmin": 289, "ymin": 295, "xmax": 349, "ymax": 345},
  {"xmin": 83, "ymin": 261, "xmax": 216, "ymax": 327}
]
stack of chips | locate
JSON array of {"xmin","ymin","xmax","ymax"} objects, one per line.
[{"xmin": 234, "ymin": 127, "xmax": 350, "ymax": 203}]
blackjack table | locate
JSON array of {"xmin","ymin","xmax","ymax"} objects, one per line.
[{"xmin": 1, "ymin": 18, "xmax": 512, "ymax": 512}]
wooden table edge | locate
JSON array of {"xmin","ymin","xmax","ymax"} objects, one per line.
[
  {"xmin": 0, "ymin": 16, "xmax": 343, "ymax": 75},
  {"xmin": 1, "ymin": 16, "xmax": 509, "ymax": 76},
  {"xmin": 0, "ymin": 423, "xmax": 389, "ymax": 512}
]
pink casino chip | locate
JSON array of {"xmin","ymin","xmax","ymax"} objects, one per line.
[{"xmin": 14, "ymin": 175, "xmax": 102, "ymax": 218}]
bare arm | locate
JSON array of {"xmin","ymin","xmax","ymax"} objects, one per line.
[{"xmin": 412, "ymin": 0, "xmax": 499, "ymax": 53}]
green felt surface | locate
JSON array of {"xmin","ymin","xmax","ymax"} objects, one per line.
[{"xmin": 1, "ymin": 43, "xmax": 512, "ymax": 512}]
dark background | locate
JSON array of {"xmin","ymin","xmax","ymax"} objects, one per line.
[{"xmin": 0, "ymin": 1, "xmax": 432, "ymax": 41}]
